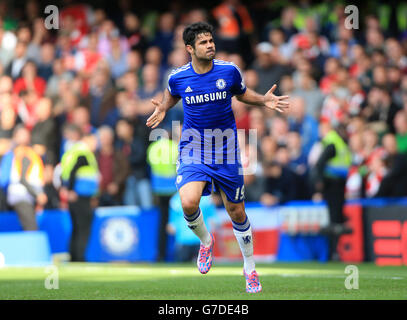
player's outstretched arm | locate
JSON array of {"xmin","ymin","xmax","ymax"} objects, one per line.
[
  {"xmin": 146, "ymin": 89, "xmax": 180, "ymax": 129},
  {"xmin": 236, "ymin": 84, "xmax": 289, "ymax": 113}
]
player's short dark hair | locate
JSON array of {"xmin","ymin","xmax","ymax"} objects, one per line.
[{"xmin": 183, "ymin": 22, "xmax": 214, "ymax": 48}]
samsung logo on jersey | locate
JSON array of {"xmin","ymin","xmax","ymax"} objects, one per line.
[{"xmin": 185, "ymin": 91, "xmax": 227, "ymax": 104}]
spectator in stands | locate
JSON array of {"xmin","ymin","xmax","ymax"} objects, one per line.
[
  {"xmin": 97, "ymin": 19, "xmax": 128, "ymax": 58},
  {"xmin": 14, "ymin": 95, "xmax": 35, "ymax": 132},
  {"xmin": 55, "ymin": 31, "xmax": 77, "ymax": 72},
  {"xmin": 71, "ymin": 106, "xmax": 96, "ymax": 136},
  {"xmin": 320, "ymin": 84, "xmax": 350, "ymax": 128},
  {"xmin": 105, "ymin": 33, "xmax": 129, "ymax": 80},
  {"xmin": 31, "ymin": 97, "xmax": 58, "ymax": 166},
  {"xmin": 1, "ymin": 125, "xmax": 47, "ymax": 230},
  {"xmin": 0, "ymin": 20, "xmax": 17, "ymax": 69},
  {"xmin": 345, "ymin": 132, "xmax": 366, "ymax": 200},
  {"xmin": 60, "ymin": 131, "xmax": 99, "ymax": 262},
  {"xmin": 74, "ymin": 32, "xmax": 102, "ymax": 78},
  {"xmin": 400, "ymin": 77, "xmax": 407, "ymax": 110},
  {"xmin": 375, "ymin": 133, "xmax": 407, "ymax": 198},
  {"xmin": 250, "ymin": 41, "xmax": 291, "ymax": 95},
  {"xmin": 319, "ymin": 57, "xmax": 341, "ymax": 95},
  {"xmin": 13, "ymin": 61, "xmax": 46, "ymax": 130},
  {"xmin": 232, "ymin": 99, "xmax": 250, "ymax": 134},
  {"xmin": 365, "ymin": 147, "xmax": 388, "ymax": 198},
  {"xmin": 43, "ymin": 164, "xmax": 60, "ymax": 210},
  {"xmin": 53, "ymin": 89, "xmax": 80, "ymax": 128},
  {"xmin": 0, "ymin": 105, "xmax": 16, "ymax": 142},
  {"xmin": 394, "ymin": 110, "xmax": 407, "ymax": 154},
  {"xmin": 5, "ymin": 40, "xmax": 28, "ymax": 80},
  {"xmin": 45, "ymin": 58, "xmax": 74, "ymax": 100},
  {"xmin": 385, "ymin": 38, "xmax": 407, "ymax": 71},
  {"xmin": 60, "ymin": 2, "xmax": 93, "ymax": 49},
  {"xmin": 147, "ymin": 130, "xmax": 178, "ymax": 262},
  {"xmin": 249, "ymin": 108, "xmax": 267, "ymax": 140},
  {"xmin": 312, "ymin": 121, "xmax": 352, "ymax": 260},
  {"xmin": 115, "ymin": 118, "xmax": 152, "ymax": 209},
  {"xmin": 287, "ymin": 96, "xmax": 319, "ymax": 155},
  {"xmin": 365, "ymin": 27, "xmax": 385, "ymax": 55},
  {"xmin": 123, "ymin": 12, "xmax": 147, "ymax": 53},
  {"xmin": 291, "ymin": 55, "xmax": 315, "ymax": 89},
  {"xmin": 151, "ymin": 12, "xmax": 176, "ymax": 65},
  {"xmin": 118, "ymin": 71, "xmax": 139, "ymax": 100},
  {"xmin": 145, "ymin": 46, "xmax": 167, "ymax": 83},
  {"xmin": 0, "ymin": 105, "xmax": 14, "ymax": 185},
  {"xmin": 137, "ymin": 63, "xmax": 163, "ymax": 123},
  {"xmin": 287, "ymin": 131, "xmax": 310, "ymax": 200},
  {"xmin": 331, "ymin": 39, "xmax": 352, "ymax": 68},
  {"xmin": 347, "ymin": 77, "xmax": 366, "ymax": 117},
  {"xmin": 126, "ymin": 49, "xmax": 143, "ymax": 76},
  {"xmin": 16, "ymin": 24, "xmax": 39, "ymax": 64},
  {"xmin": 268, "ymin": 27, "xmax": 293, "ymax": 65},
  {"xmin": 279, "ymin": 6, "xmax": 298, "ymax": 40},
  {"xmin": 243, "ymin": 69, "xmax": 259, "ymax": 91},
  {"xmin": 362, "ymin": 127, "xmax": 380, "ymax": 161},
  {"xmin": 388, "ymin": 66, "xmax": 403, "ymax": 105},
  {"xmin": 260, "ymin": 159, "xmax": 296, "ymax": 206},
  {"xmin": 361, "ymin": 86, "xmax": 400, "ymax": 134},
  {"xmin": 83, "ymin": 67, "xmax": 117, "ymax": 128},
  {"xmin": 0, "ymin": 75, "xmax": 14, "ymax": 99},
  {"xmin": 212, "ymin": 0, "xmax": 254, "ymax": 64},
  {"xmin": 13, "ymin": 60, "xmax": 46, "ymax": 98},
  {"xmin": 269, "ymin": 116, "xmax": 289, "ymax": 146},
  {"xmin": 138, "ymin": 63, "xmax": 163, "ymax": 100},
  {"xmin": 96, "ymin": 126, "xmax": 129, "ymax": 206},
  {"xmin": 60, "ymin": 123, "xmax": 82, "ymax": 160},
  {"xmin": 292, "ymin": 73, "xmax": 325, "ymax": 120},
  {"xmin": 118, "ymin": 98, "xmax": 139, "ymax": 123},
  {"xmin": 37, "ymin": 43, "xmax": 55, "ymax": 82},
  {"xmin": 241, "ymin": 141, "xmax": 264, "ymax": 203},
  {"xmin": 289, "ymin": 16, "xmax": 330, "ymax": 64}
]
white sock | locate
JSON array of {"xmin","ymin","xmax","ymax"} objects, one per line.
[
  {"xmin": 232, "ymin": 216, "xmax": 255, "ymax": 274},
  {"xmin": 184, "ymin": 208, "xmax": 211, "ymax": 247}
]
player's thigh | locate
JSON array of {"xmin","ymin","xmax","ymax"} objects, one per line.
[
  {"xmin": 179, "ymin": 181, "xmax": 207, "ymax": 214},
  {"xmin": 219, "ymin": 188, "xmax": 246, "ymax": 223}
]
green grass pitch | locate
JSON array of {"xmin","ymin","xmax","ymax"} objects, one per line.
[{"xmin": 0, "ymin": 262, "xmax": 406, "ymax": 300}]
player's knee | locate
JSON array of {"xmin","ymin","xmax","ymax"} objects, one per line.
[
  {"xmin": 181, "ymin": 197, "xmax": 200, "ymax": 215},
  {"xmin": 227, "ymin": 205, "xmax": 246, "ymax": 223}
]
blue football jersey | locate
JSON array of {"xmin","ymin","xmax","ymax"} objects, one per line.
[{"xmin": 167, "ymin": 59, "xmax": 246, "ymax": 165}]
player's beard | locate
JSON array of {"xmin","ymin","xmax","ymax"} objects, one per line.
[{"xmin": 195, "ymin": 49, "xmax": 216, "ymax": 62}]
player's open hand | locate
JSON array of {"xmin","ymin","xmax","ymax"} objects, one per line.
[
  {"xmin": 146, "ymin": 99, "xmax": 166, "ymax": 129},
  {"xmin": 264, "ymin": 84, "xmax": 290, "ymax": 113}
]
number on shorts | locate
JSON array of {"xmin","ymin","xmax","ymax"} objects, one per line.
[{"xmin": 234, "ymin": 186, "xmax": 245, "ymax": 201}]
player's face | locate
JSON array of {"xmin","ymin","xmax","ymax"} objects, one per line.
[{"xmin": 190, "ymin": 32, "xmax": 216, "ymax": 61}]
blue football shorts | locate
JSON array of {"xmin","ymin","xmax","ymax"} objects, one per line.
[{"xmin": 175, "ymin": 162, "xmax": 245, "ymax": 203}]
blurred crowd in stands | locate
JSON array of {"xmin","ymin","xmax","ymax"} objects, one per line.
[{"xmin": 0, "ymin": 0, "xmax": 406, "ymax": 213}]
